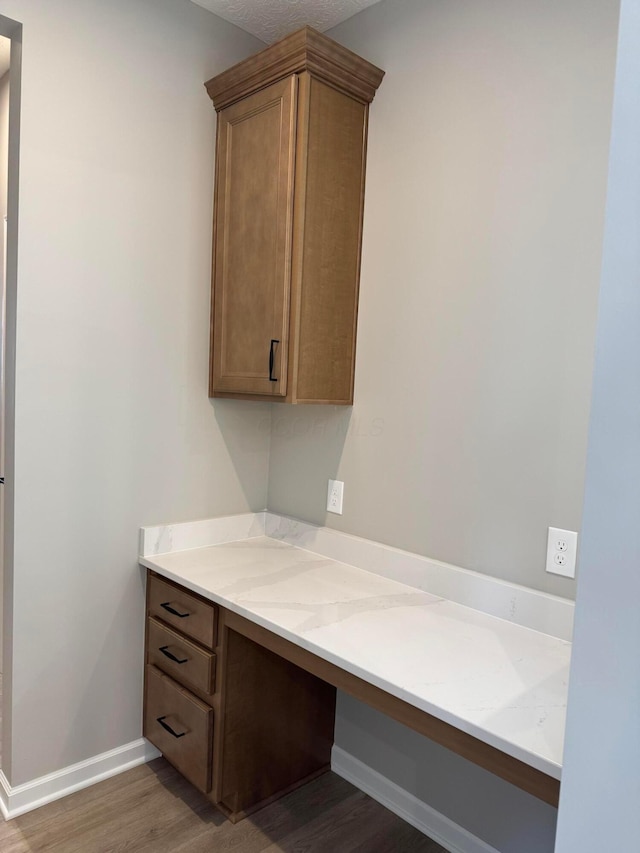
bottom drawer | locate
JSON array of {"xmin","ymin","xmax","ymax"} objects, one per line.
[{"xmin": 144, "ymin": 665, "xmax": 213, "ymax": 793}]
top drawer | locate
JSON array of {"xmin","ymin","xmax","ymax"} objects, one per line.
[{"xmin": 148, "ymin": 574, "xmax": 217, "ymax": 649}]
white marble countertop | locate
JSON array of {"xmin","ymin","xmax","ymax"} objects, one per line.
[{"xmin": 141, "ymin": 536, "xmax": 569, "ymax": 780}]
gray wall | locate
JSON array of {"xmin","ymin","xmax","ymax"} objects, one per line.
[
  {"xmin": 268, "ymin": 0, "xmax": 619, "ymax": 599},
  {"xmin": 0, "ymin": 70, "xmax": 7, "ymax": 257},
  {"xmin": 1, "ymin": 0, "xmax": 267, "ymax": 785},
  {"xmin": 0, "ymin": 67, "xmax": 9, "ymax": 672},
  {"xmin": 266, "ymin": 1, "xmax": 620, "ymax": 850},
  {"xmin": 555, "ymin": 0, "xmax": 640, "ymax": 847}
]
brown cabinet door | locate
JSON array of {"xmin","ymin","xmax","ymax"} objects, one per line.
[{"xmin": 211, "ymin": 76, "xmax": 297, "ymax": 397}]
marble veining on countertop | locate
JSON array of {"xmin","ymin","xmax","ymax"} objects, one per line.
[{"xmin": 140, "ymin": 535, "xmax": 570, "ymax": 779}]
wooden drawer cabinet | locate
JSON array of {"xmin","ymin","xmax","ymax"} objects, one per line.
[
  {"xmin": 148, "ymin": 575, "xmax": 217, "ymax": 649},
  {"xmin": 144, "ymin": 665, "xmax": 213, "ymax": 793},
  {"xmin": 147, "ymin": 616, "xmax": 216, "ymax": 695},
  {"xmin": 205, "ymin": 27, "xmax": 384, "ymax": 405},
  {"xmin": 144, "ymin": 570, "xmax": 336, "ymax": 823}
]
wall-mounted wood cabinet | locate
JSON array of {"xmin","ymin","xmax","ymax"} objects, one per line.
[{"xmin": 205, "ymin": 27, "xmax": 384, "ymax": 404}]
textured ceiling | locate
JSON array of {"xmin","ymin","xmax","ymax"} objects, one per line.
[{"xmin": 190, "ymin": 0, "xmax": 383, "ymax": 43}]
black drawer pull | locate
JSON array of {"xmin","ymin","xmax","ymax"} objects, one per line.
[
  {"xmin": 157, "ymin": 716, "xmax": 186, "ymax": 738},
  {"xmin": 160, "ymin": 602, "xmax": 189, "ymax": 618},
  {"xmin": 159, "ymin": 645, "xmax": 188, "ymax": 665},
  {"xmin": 269, "ymin": 339, "xmax": 279, "ymax": 381}
]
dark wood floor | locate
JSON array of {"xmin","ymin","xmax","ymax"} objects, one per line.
[{"xmin": 0, "ymin": 757, "xmax": 446, "ymax": 852}]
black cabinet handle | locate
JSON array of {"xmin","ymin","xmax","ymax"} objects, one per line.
[
  {"xmin": 160, "ymin": 602, "xmax": 189, "ymax": 618},
  {"xmin": 156, "ymin": 716, "xmax": 186, "ymax": 739},
  {"xmin": 159, "ymin": 645, "xmax": 188, "ymax": 665},
  {"xmin": 269, "ymin": 339, "xmax": 280, "ymax": 381}
]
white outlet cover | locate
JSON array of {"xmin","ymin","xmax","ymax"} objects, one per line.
[
  {"xmin": 327, "ymin": 479, "xmax": 344, "ymax": 515},
  {"xmin": 546, "ymin": 527, "xmax": 578, "ymax": 578}
]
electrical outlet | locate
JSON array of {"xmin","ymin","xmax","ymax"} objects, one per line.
[
  {"xmin": 327, "ymin": 479, "xmax": 344, "ymax": 515},
  {"xmin": 546, "ymin": 527, "xmax": 578, "ymax": 578}
]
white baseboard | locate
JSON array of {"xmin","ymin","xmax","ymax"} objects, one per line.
[
  {"xmin": 332, "ymin": 745, "xmax": 500, "ymax": 853},
  {"xmin": 0, "ymin": 738, "xmax": 161, "ymax": 820}
]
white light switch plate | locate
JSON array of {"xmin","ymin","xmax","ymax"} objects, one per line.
[{"xmin": 546, "ymin": 527, "xmax": 578, "ymax": 578}]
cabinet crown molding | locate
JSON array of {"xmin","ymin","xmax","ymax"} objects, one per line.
[{"xmin": 205, "ymin": 26, "xmax": 384, "ymax": 110}]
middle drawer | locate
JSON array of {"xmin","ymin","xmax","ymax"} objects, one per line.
[{"xmin": 147, "ymin": 616, "xmax": 216, "ymax": 695}]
